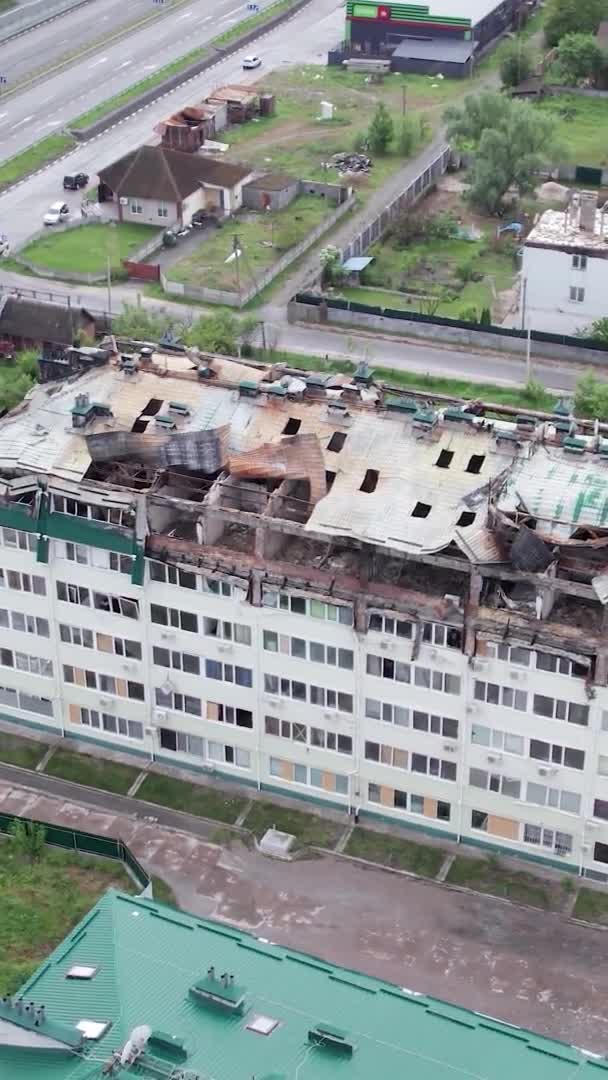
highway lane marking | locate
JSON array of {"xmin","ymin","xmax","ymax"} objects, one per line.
[
  {"xmin": 178, "ymin": 9, "xmax": 194, "ymax": 16},
  {"xmin": 10, "ymin": 115, "xmax": 33, "ymax": 129},
  {"xmin": 91, "ymin": 56, "xmax": 109, "ymax": 66},
  {"xmin": 222, "ymin": 4, "xmax": 244, "ymax": 15},
  {"xmin": 119, "ymin": 59, "xmax": 133, "ymax": 67}
]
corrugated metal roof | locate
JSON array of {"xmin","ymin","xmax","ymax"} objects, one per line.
[
  {"xmin": 3, "ymin": 890, "xmax": 600, "ymax": 1080},
  {"xmin": 506, "ymin": 448, "xmax": 608, "ymax": 539}
]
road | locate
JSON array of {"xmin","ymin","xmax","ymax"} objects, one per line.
[
  {"xmin": 0, "ymin": 0, "xmax": 278, "ymax": 162},
  {"xmin": 0, "ymin": 0, "xmax": 343, "ymax": 250}
]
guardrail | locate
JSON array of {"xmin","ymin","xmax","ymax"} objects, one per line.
[
  {"xmin": 0, "ymin": 810, "xmax": 150, "ymax": 893},
  {"xmin": 0, "ymin": 0, "xmax": 90, "ymax": 44}
]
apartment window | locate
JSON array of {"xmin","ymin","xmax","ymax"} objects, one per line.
[
  {"xmin": 57, "ymin": 581, "xmax": 90, "ymax": 606},
  {"xmin": 159, "ymin": 728, "xmax": 204, "ymax": 758},
  {"xmin": 470, "ymin": 723, "xmax": 524, "ymax": 756},
  {"xmin": 205, "ymin": 659, "xmax": 252, "ymax": 687},
  {"xmin": 262, "ymin": 630, "xmax": 353, "ymax": 669},
  {"xmin": 154, "ymin": 688, "xmax": 201, "ymax": 716},
  {"xmin": 206, "ymin": 701, "xmax": 253, "ymax": 728},
  {"xmin": 202, "ymin": 576, "xmax": 232, "ymax": 597},
  {"xmin": 535, "ymin": 651, "xmax": 588, "ymax": 678},
  {"xmin": 309, "ymin": 685, "xmax": 353, "ymax": 714},
  {"xmin": 469, "ymin": 768, "xmax": 521, "ymax": 799},
  {"xmin": 532, "ymin": 693, "xmax": 588, "ymax": 727},
  {"xmin": 93, "ymin": 591, "xmax": 138, "ymax": 619},
  {"xmin": 151, "ymin": 604, "xmax": 197, "ymax": 633},
  {"xmin": 365, "ymin": 698, "xmax": 410, "ymax": 727},
  {"xmin": 366, "ymin": 654, "xmax": 411, "ymax": 682},
  {"xmin": 412, "ymin": 710, "xmax": 459, "ymax": 739},
  {"xmin": 593, "ymin": 799, "xmax": 608, "ymax": 821},
  {"xmin": 474, "ymin": 680, "xmax": 527, "ymax": 712},
  {"xmin": 262, "ymin": 587, "xmax": 353, "ymax": 625},
  {"xmin": 52, "ymin": 495, "xmax": 133, "ymax": 527},
  {"xmin": 411, "ymin": 753, "xmax": 456, "ymax": 781},
  {"xmin": 569, "ymin": 286, "xmax": 585, "ymax": 303},
  {"xmin": 78, "ymin": 707, "xmax": 143, "ymax": 740},
  {"xmin": 471, "ymin": 810, "xmax": 488, "ymax": 832},
  {"xmin": 572, "ymin": 254, "xmax": 587, "ymax": 270},
  {"xmin": 153, "ymin": 646, "xmax": 200, "ymax": 676},
  {"xmin": 367, "ymin": 654, "xmax": 460, "ymax": 695},
  {"xmin": 0, "ymin": 528, "xmax": 36, "ymax": 551},
  {"xmin": 529, "ymin": 739, "xmax": 585, "ymax": 771},
  {"xmin": 130, "ymin": 201, "xmax": 143, "ymax": 215},
  {"xmin": 0, "ymin": 683, "xmax": 53, "ymax": 717},
  {"xmin": 365, "ymin": 741, "xmax": 408, "ymax": 770},
  {"xmin": 527, "ymin": 782, "xmax": 581, "ymax": 814},
  {"xmin": 367, "ymin": 784, "xmax": 450, "ymax": 820},
  {"xmin": 0, "ymin": 649, "xmax": 52, "ymax": 677},
  {"xmin": 204, "ymin": 617, "xmax": 251, "ymax": 645},
  {"xmin": 2, "ymin": 570, "xmax": 46, "ymax": 595},
  {"xmin": 157, "ymin": 204, "xmax": 169, "ymax": 218},
  {"xmin": 523, "ymin": 823, "xmax": 572, "ymax": 855},
  {"xmin": 109, "ymin": 552, "xmax": 134, "ymax": 575},
  {"xmin": 98, "ymin": 633, "xmax": 142, "ymax": 660},
  {"xmin": 265, "ymin": 716, "xmax": 307, "ymax": 743},
  {"xmin": 367, "ymin": 613, "xmax": 413, "ymax": 638},
  {"xmin": 60, "ymin": 624, "xmax": 94, "ymax": 648},
  {"xmin": 207, "ymin": 741, "xmax": 250, "ymax": 769},
  {"xmin": 598, "ymin": 754, "xmax": 608, "ymax": 777},
  {"xmin": 149, "ymin": 561, "xmax": 197, "ymax": 590},
  {"xmin": 65, "ymin": 543, "xmax": 89, "ymax": 565},
  {"xmin": 2, "ymin": 609, "xmax": 49, "ymax": 637},
  {"xmin": 310, "ymin": 727, "xmax": 352, "ymax": 754},
  {"xmin": 421, "ymin": 622, "xmax": 463, "ymax": 650}
]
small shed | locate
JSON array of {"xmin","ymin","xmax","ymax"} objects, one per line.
[
  {"xmin": 341, "ymin": 255, "xmax": 374, "ymax": 284},
  {"xmin": 242, "ymin": 173, "xmax": 299, "ymax": 211}
]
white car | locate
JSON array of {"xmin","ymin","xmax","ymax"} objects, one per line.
[
  {"xmin": 242, "ymin": 54, "xmax": 261, "ymax": 69},
  {"xmin": 43, "ymin": 202, "xmax": 70, "ymax": 226}
]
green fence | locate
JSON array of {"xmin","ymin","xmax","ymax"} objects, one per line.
[{"xmin": 0, "ymin": 811, "xmax": 150, "ymax": 892}]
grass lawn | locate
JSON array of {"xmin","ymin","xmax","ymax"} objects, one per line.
[
  {"xmin": 70, "ymin": 0, "xmax": 300, "ymax": 130},
  {"xmin": 572, "ymin": 887, "xmax": 608, "ymax": 924},
  {"xmin": 0, "ymin": 840, "xmax": 133, "ymax": 995},
  {"xmin": 336, "ymin": 233, "xmax": 517, "ymax": 321},
  {"xmin": 446, "ymin": 855, "xmax": 554, "ymax": 909},
  {"xmin": 345, "ymin": 827, "xmax": 444, "ymax": 877},
  {"xmin": 536, "ymin": 96, "xmax": 608, "ymax": 168},
  {"xmin": 20, "ymin": 222, "xmax": 159, "ymax": 275},
  {"xmin": 0, "ymin": 134, "xmax": 76, "ymax": 193},
  {"xmin": 136, "ymin": 773, "xmax": 247, "ymax": 824},
  {"xmin": 169, "ymin": 195, "xmax": 332, "ymax": 291},
  {"xmin": 0, "ymin": 732, "xmax": 47, "ymax": 770},
  {"xmin": 44, "ymin": 748, "xmax": 140, "ymax": 795},
  {"xmin": 243, "ymin": 800, "xmax": 342, "ymax": 848}
]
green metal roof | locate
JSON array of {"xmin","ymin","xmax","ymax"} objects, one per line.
[{"xmin": 2, "ymin": 890, "xmax": 606, "ymax": 1080}]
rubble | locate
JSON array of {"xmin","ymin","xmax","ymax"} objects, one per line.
[{"xmin": 330, "ymin": 152, "xmax": 372, "ymax": 174}]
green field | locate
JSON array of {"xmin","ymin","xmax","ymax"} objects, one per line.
[
  {"xmin": 45, "ymin": 748, "xmax": 141, "ymax": 794},
  {"xmin": 137, "ymin": 773, "xmax": 247, "ymax": 823},
  {"xmin": 0, "ymin": 134, "xmax": 76, "ymax": 193},
  {"xmin": 0, "ymin": 840, "xmax": 132, "ymax": 994},
  {"xmin": 537, "ymin": 96, "xmax": 608, "ymax": 167},
  {"xmin": 20, "ymin": 222, "xmax": 159, "ymax": 275},
  {"xmin": 169, "ymin": 195, "xmax": 334, "ymax": 291}
]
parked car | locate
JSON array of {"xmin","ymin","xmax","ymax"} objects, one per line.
[
  {"xmin": 63, "ymin": 172, "xmax": 89, "ymax": 191},
  {"xmin": 43, "ymin": 202, "xmax": 70, "ymax": 226},
  {"xmin": 242, "ymin": 54, "xmax": 261, "ymax": 69},
  {"xmin": 191, "ymin": 209, "xmax": 217, "ymax": 228}
]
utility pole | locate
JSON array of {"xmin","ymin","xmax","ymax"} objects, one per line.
[
  {"xmin": 525, "ymin": 326, "xmax": 532, "ymax": 384},
  {"xmin": 106, "ymin": 254, "xmax": 112, "ymax": 318},
  {"xmin": 233, "ymin": 234, "xmax": 241, "ymax": 297}
]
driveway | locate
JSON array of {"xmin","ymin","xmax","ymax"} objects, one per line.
[{"xmin": 0, "ymin": 773, "xmax": 607, "ymax": 1053}]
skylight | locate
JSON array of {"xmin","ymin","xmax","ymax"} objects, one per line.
[
  {"xmin": 246, "ymin": 1015, "xmax": 279, "ymax": 1036},
  {"xmin": 67, "ymin": 965, "xmax": 98, "ymax": 980}
]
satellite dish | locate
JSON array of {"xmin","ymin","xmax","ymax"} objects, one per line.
[{"xmin": 120, "ymin": 1025, "xmax": 151, "ymax": 1065}]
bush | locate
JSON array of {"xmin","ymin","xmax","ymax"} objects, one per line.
[
  {"xmin": 455, "ymin": 260, "xmax": 476, "ymax": 284},
  {"xmin": 499, "ymin": 40, "xmax": 535, "ymax": 87},
  {"xmin": 425, "ymin": 210, "xmax": 459, "ymax": 240},
  {"xmin": 459, "ymin": 306, "xmax": 479, "ymax": 322},
  {"xmin": 479, "ymin": 306, "xmax": 492, "ymax": 325},
  {"xmin": 9, "ymin": 818, "xmax": 46, "ymax": 862}
]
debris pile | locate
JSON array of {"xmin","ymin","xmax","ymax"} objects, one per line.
[{"xmin": 331, "ymin": 152, "xmax": 372, "ymax": 174}]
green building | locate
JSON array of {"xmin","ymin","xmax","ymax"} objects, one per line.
[{"xmin": 0, "ymin": 889, "xmax": 604, "ymax": 1079}]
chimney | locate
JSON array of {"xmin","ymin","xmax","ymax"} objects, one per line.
[{"xmin": 579, "ymin": 190, "xmax": 598, "ymax": 232}]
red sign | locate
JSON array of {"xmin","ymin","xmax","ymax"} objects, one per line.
[{"xmin": 378, "ymin": 4, "xmax": 391, "ymax": 18}]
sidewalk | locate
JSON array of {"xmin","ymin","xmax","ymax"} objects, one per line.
[{"xmin": 1, "ymin": 764, "xmax": 608, "ymax": 1051}]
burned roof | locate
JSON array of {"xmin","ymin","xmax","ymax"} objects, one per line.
[
  {"xmin": 0, "ymin": 297, "xmax": 95, "ymax": 347},
  {"xmin": 98, "ymin": 145, "xmax": 252, "ymax": 201}
]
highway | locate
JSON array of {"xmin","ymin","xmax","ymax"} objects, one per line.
[
  {"xmin": 0, "ymin": 0, "xmax": 343, "ymax": 250},
  {"xmin": 0, "ymin": 0, "xmax": 277, "ymax": 162}
]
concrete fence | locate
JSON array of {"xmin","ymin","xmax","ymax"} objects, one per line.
[
  {"xmin": 161, "ymin": 195, "xmax": 356, "ymax": 308},
  {"xmin": 13, "ymin": 219, "xmax": 163, "ymax": 285},
  {"xmin": 0, "ymin": 0, "xmax": 90, "ymax": 43}
]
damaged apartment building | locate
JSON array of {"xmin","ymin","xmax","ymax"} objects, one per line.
[{"xmin": 1, "ymin": 343, "xmax": 608, "ymax": 876}]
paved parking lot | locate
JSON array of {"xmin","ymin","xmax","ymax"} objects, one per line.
[{"xmin": 1, "ymin": 776, "xmax": 607, "ymax": 1053}]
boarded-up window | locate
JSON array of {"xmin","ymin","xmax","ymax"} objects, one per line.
[
  {"xmin": 74, "ymin": 668, "xmax": 86, "ymax": 687},
  {"xmin": 280, "ymin": 759, "xmax": 294, "ymax": 782},
  {"xmin": 97, "ymin": 633, "xmax": 113, "ymax": 653},
  {"xmin": 69, "ymin": 703, "xmax": 81, "ymax": 724},
  {"xmin": 488, "ymin": 814, "xmax": 519, "ymax": 840},
  {"xmin": 207, "ymin": 701, "xmax": 220, "ymax": 721},
  {"xmin": 322, "ymin": 770, "xmax": 335, "ymax": 792},
  {"xmin": 380, "ymin": 785, "xmax": 393, "ymax": 807},
  {"xmin": 424, "ymin": 797, "xmax": 438, "ymax": 819}
]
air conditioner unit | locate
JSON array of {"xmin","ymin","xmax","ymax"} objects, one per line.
[
  {"xmin": 145, "ymin": 727, "xmax": 154, "ymax": 736},
  {"xmin": 121, "ymin": 662, "xmax": 135, "ymax": 673},
  {"xmin": 119, "ymin": 197, "xmax": 128, "ymax": 205},
  {"xmin": 379, "ymin": 640, "xmax": 393, "ymax": 651},
  {"xmin": 487, "ymin": 753, "xmax": 502, "ymax": 764},
  {"xmin": 323, "ymin": 710, "xmax": 337, "ymax": 720},
  {"xmin": 465, "ymin": 704, "xmax": 478, "ymax": 715},
  {"xmin": 99, "ymin": 697, "xmax": 114, "ymax": 707},
  {"xmin": 537, "ymin": 765, "xmax": 549, "ymax": 776},
  {"xmin": 217, "ymin": 643, "xmax": 233, "ymax": 654},
  {"xmin": 443, "ymin": 743, "xmax": 457, "ymax": 753},
  {"xmin": 154, "ymin": 710, "xmax": 168, "ymax": 723},
  {"xmin": 160, "ymin": 632, "xmax": 176, "ymax": 642}
]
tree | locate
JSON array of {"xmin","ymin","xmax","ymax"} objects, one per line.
[
  {"xmin": 555, "ymin": 32, "xmax": 604, "ymax": 84},
  {"xmin": 499, "ymin": 40, "xmax": 535, "ymax": 87},
  {"xmin": 319, "ymin": 245, "xmax": 344, "ymax": 285},
  {"xmin": 113, "ymin": 303, "xmax": 187, "ymax": 341},
  {"xmin": 187, "ymin": 311, "xmax": 240, "ymax": 355},
  {"xmin": 579, "ymin": 316, "xmax": 608, "ymax": 343},
  {"xmin": 574, "ymin": 372, "xmax": 608, "ymax": 419},
  {"xmin": 9, "ymin": 818, "xmax": 46, "ymax": 863},
  {"xmin": 545, "ymin": 0, "xmax": 607, "ymax": 47},
  {"xmin": 0, "ymin": 350, "xmax": 39, "ymax": 413},
  {"xmin": 444, "ymin": 92, "xmax": 561, "ymax": 214},
  {"xmin": 398, "ymin": 115, "xmax": 419, "ymax": 157},
  {"xmin": 367, "ymin": 102, "xmax": 394, "ymax": 155}
]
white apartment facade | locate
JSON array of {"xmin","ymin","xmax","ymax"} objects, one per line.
[
  {"xmin": 521, "ymin": 190, "xmax": 608, "ymax": 335},
  {"xmin": 0, "ymin": 516, "xmax": 607, "ymax": 880}
]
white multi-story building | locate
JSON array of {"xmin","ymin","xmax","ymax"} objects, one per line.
[
  {"xmin": 1, "ymin": 344, "xmax": 608, "ymax": 877},
  {"xmin": 521, "ymin": 189, "xmax": 608, "ymax": 334}
]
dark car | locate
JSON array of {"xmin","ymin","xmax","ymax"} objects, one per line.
[{"xmin": 63, "ymin": 172, "xmax": 89, "ymax": 191}]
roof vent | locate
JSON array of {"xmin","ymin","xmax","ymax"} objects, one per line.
[
  {"xmin": 154, "ymin": 415, "xmax": 177, "ymax": 431},
  {"xmin": 71, "ymin": 393, "xmax": 113, "ymax": 429},
  {"xmin": 384, "ymin": 394, "xmax": 417, "ymax": 414},
  {"xmin": 239, "ymin": 379, "xmax": 259, "ymax": 398},
  {"xmin": 168, "ymin": 401, "xmax": 191, "ymax": 417},
  {"xmin": 148, "ymin": 1029, "xmax": 188, "ymax": 1062},
  {"xmin": 189, "ymin": 967, "xmax": 245, "ymax": 1014},
  {"xmin": 119, "ymin": 355, "xmax": 138, "ymax": 374},
  {"xmin": 308, "ymin": 1023, "xmax": 355, "ymax": 1055}
]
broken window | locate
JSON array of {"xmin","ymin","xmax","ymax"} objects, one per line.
[
  {"xmin": 412, "ymin": 502, "xmax": 431, "ymax": 519},
  {"xmin": 327, "ymin": 431, "xmax": 347, "ymax": 453},
  {"xmin": 282, "ymin": 418, "xmax": 301, "ymax": 435},
  {"xmin": 456, "ymin": 511, "xmax": 476, "ymax": 527}
]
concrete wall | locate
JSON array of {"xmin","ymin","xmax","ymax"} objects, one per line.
[
  {"xmin": 112, "ymin": 196, "xmax": 179, "ymax": 227},
  {"xmin": 287, "ymin": 299, "xmax": 608, "ymax": 367},
  {"xmin": 243, "ymin": 180, "xmax": 299, "ymax": 211},
  {"xmin": 0, "ymin": 0, "xmax": 89, "ymax": 43},
  {"xmin": 523, "ymin": 246, "xmax": 608, "ymax": 331}
]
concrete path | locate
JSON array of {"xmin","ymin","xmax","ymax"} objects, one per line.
[{"xmin": 1, "ymin": 766, "xmax": 608, "ymax": 1053}]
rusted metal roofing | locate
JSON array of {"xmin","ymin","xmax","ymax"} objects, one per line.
[{"xmin": 228, "ymin": 433, "xmax": 326, "ymax": 504}]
